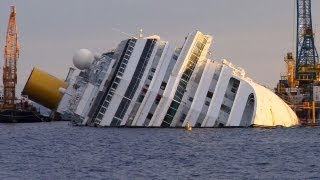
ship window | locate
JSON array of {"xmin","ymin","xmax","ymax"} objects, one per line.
[
  {"xmin": 179, "ymin": 79, "xmax": 187, "ymax": 87},
  {"xmin": 185, "ymin": 68, "xmax": 193, "ymax": 75},
  {"xmin": 100, "ymin": 107, "xmax": 106, "ymax": 114},
  {"xmin": 173, "ymin": 54, "xmax": 178, "ymax": 60},
  {"xmin": 137, "ymin": 95, "xmax": 144, "ymax": 103},
  {"xmin": 181, "ymin": 74, "xmax": 190, "ymax": 82},
  {"xmin": 162, "ymin": 116, "xmax": 172, "ymax": 126},
  {"xmin": 196, "ymin": 42, "xmax": 204, "ymax": 49},
  {"xmin": 147, "ymin": 113, "xmax": 153, "ymax": 120},
  {"xmin": 195, "ymin": 122, "xmax": 201, "ymax": 127},
  {"xmin": 110, "ymin": 118, "xmax": 121, "ymax": 126},
  {"xmin": 160, "ymin": 82, "xmax": 167, "ymax": 90},
  {"xmin": 205, "ymin": 101, "xmax": 210, "ymax": 106},
  {"xmin": 114, "ymin": 77, "xmax": 121, "ymax": 83},
  {"xmin": 151, "ymin": 68, "xmax": 156, "ymax": 73},
  {"xmin": 180, "ymin": 113, "xmax": 186, "ymax": 122},
  {"xmin": 156, "ymin": 94, "xmax": 162, "ymax": 102},
  {"xmin": 206, "ymin": 91, "xmax": 213, "ymax": 98},
  {"xmin": 220, "ymin": 104, "xmax": 231, "ymax": 114},
  {"xmin": 106, "ymin": 95, "xmax": 112, "ymax": 101},
  {"xmin": 119, "ymin": 68, "xmax": 125, "ymax": 73},
  {"xmin": 167, "ymin": 107, "xmax": 177, "ymax": 117},
  {"xmin": 73, "ymin": 84, "xmax": 79, "ymax": 89},
  {"xmin": 190, "ymin": 54, "xmax": 198, "ymax": 63},
  {"xmin": 188, "ymin": 97, "xmax": 193, "ymax": 102},
  {"xmin": 148, "ymin": 75, "xmax": 153, "ymax": 80},
  {"xmin": 97, "ymin": 114, "xmax": 103, "ymax": 119},
  {"xmin": 142, "ymin": 88, "xmax": 148, "ymax": 93},
  {"xmin": 156, "ymin": 94, "xmax": 162, "ymax": 99},
  {"xmin": 177, "ymin": 84, "xmax": 186, "ymax": 93},
  {"xmin": 112, "ymin": 83, "xmax": 118, "ymax": 89},
  {"xmin": 174, "ymin": 91, "xmax": 183, "ymax": 102},
  {"xmin": 102, "ymin": 101, "xmax": 109, "ymax": 107},
  {"xmin": 167, "ymin": 101, "xmax": 180, "ymax": 117}
]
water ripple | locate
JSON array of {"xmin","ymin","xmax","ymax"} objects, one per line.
[{"xmin": 0, "ymin": 122, "xmax": 320, "ymax": 179}]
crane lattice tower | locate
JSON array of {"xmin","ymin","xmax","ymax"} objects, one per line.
[
  {"xmin": 3, "ymin": 6, "xmax": 19, "ymax": 109},
  {"xmin": 295, "ymin": 0, "xmax": 319, "ymax": 82}
]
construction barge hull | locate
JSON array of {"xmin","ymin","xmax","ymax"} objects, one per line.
[{"xmin": 0, "ymin": 110, "xmax": 45, "ymax": 123}]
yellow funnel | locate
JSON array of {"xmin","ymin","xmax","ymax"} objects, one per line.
[{"xmin": 22, "ymin": 68, "xmax": 68, "ymax": 110}]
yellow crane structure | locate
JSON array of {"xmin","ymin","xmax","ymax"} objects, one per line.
[{"xmin": 2, "ymin": 6, "xmax": 19, "ymax": 110}]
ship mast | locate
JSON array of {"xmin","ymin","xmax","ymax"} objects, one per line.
[{"xmin": 3, "ymin": 6, "xmax": 19, "ymax": 110}]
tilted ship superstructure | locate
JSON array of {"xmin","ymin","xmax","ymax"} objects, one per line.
[{"xmin": 23, "ymin": 30, "xmax": 299, "ymax": 127}]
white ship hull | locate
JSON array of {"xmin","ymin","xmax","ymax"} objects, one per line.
[{"xmin": 56, "ymin": 31, "xmax": 299, "ymax": 127}]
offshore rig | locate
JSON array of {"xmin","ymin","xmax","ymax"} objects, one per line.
[
  {"xmin": 0, "ymin": 6, "xmax": 44, "ymax": 122},
  {"xmin": 276, "ymin": 0, "xmax": 320, "ymax": 125}
]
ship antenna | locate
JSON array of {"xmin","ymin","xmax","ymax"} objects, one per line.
[
  {"xmin": 139, "ymin": 29, "xmax": 143, "ymax": 38},
  {"xmin": 111, "ymin": 28, "xmax": 138, "ymax": 39}
]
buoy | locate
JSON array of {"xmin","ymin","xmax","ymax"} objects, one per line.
[{"xmin": 185, "ymin": 121, "xmax": 192, "ymax": 131}]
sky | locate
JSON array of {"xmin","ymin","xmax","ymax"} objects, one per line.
[{"xmin": 1, "ymin": 0, "xmax": 320, "ymax": 95}]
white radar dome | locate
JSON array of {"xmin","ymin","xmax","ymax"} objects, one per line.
[{"xmin": 73, "ymin": 49, "xmax": 94, "ymax": 70}]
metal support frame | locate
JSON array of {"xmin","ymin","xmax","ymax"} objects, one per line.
[{"xmin": 296, "ymin": 0, "xmax": 319, "ymax": 80}]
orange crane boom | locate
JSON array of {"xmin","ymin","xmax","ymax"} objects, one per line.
[{"xmin": 3, "ymin": 6, "xmax": 19, "ymax": 109}]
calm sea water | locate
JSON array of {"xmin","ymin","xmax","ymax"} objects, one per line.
[{"xmin": 0, "ymin": 122, "xmax": 320, "ymax": 179}]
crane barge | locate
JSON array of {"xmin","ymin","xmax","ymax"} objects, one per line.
[{"xmin": 0, "ymin": 6, "xmax": 45, "ymax": 123}]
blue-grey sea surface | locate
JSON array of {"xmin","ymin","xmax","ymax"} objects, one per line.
[{"xmin": 0, "ymin": 122, "xmax": 319, "ymax": 179}]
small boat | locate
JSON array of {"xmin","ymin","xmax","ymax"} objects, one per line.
[{"xmin": 185, "ymin": 122, "xmax": 192, "ymax": 131}]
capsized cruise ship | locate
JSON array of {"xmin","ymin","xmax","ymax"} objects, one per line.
[{"xmin": 23, "ymin": 30, "xmax": 299, "ymax": 127}]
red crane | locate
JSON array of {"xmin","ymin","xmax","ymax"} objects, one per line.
[{"xmin": 3, "ymin": 6, "xmax": 19, "ymax": 110}]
